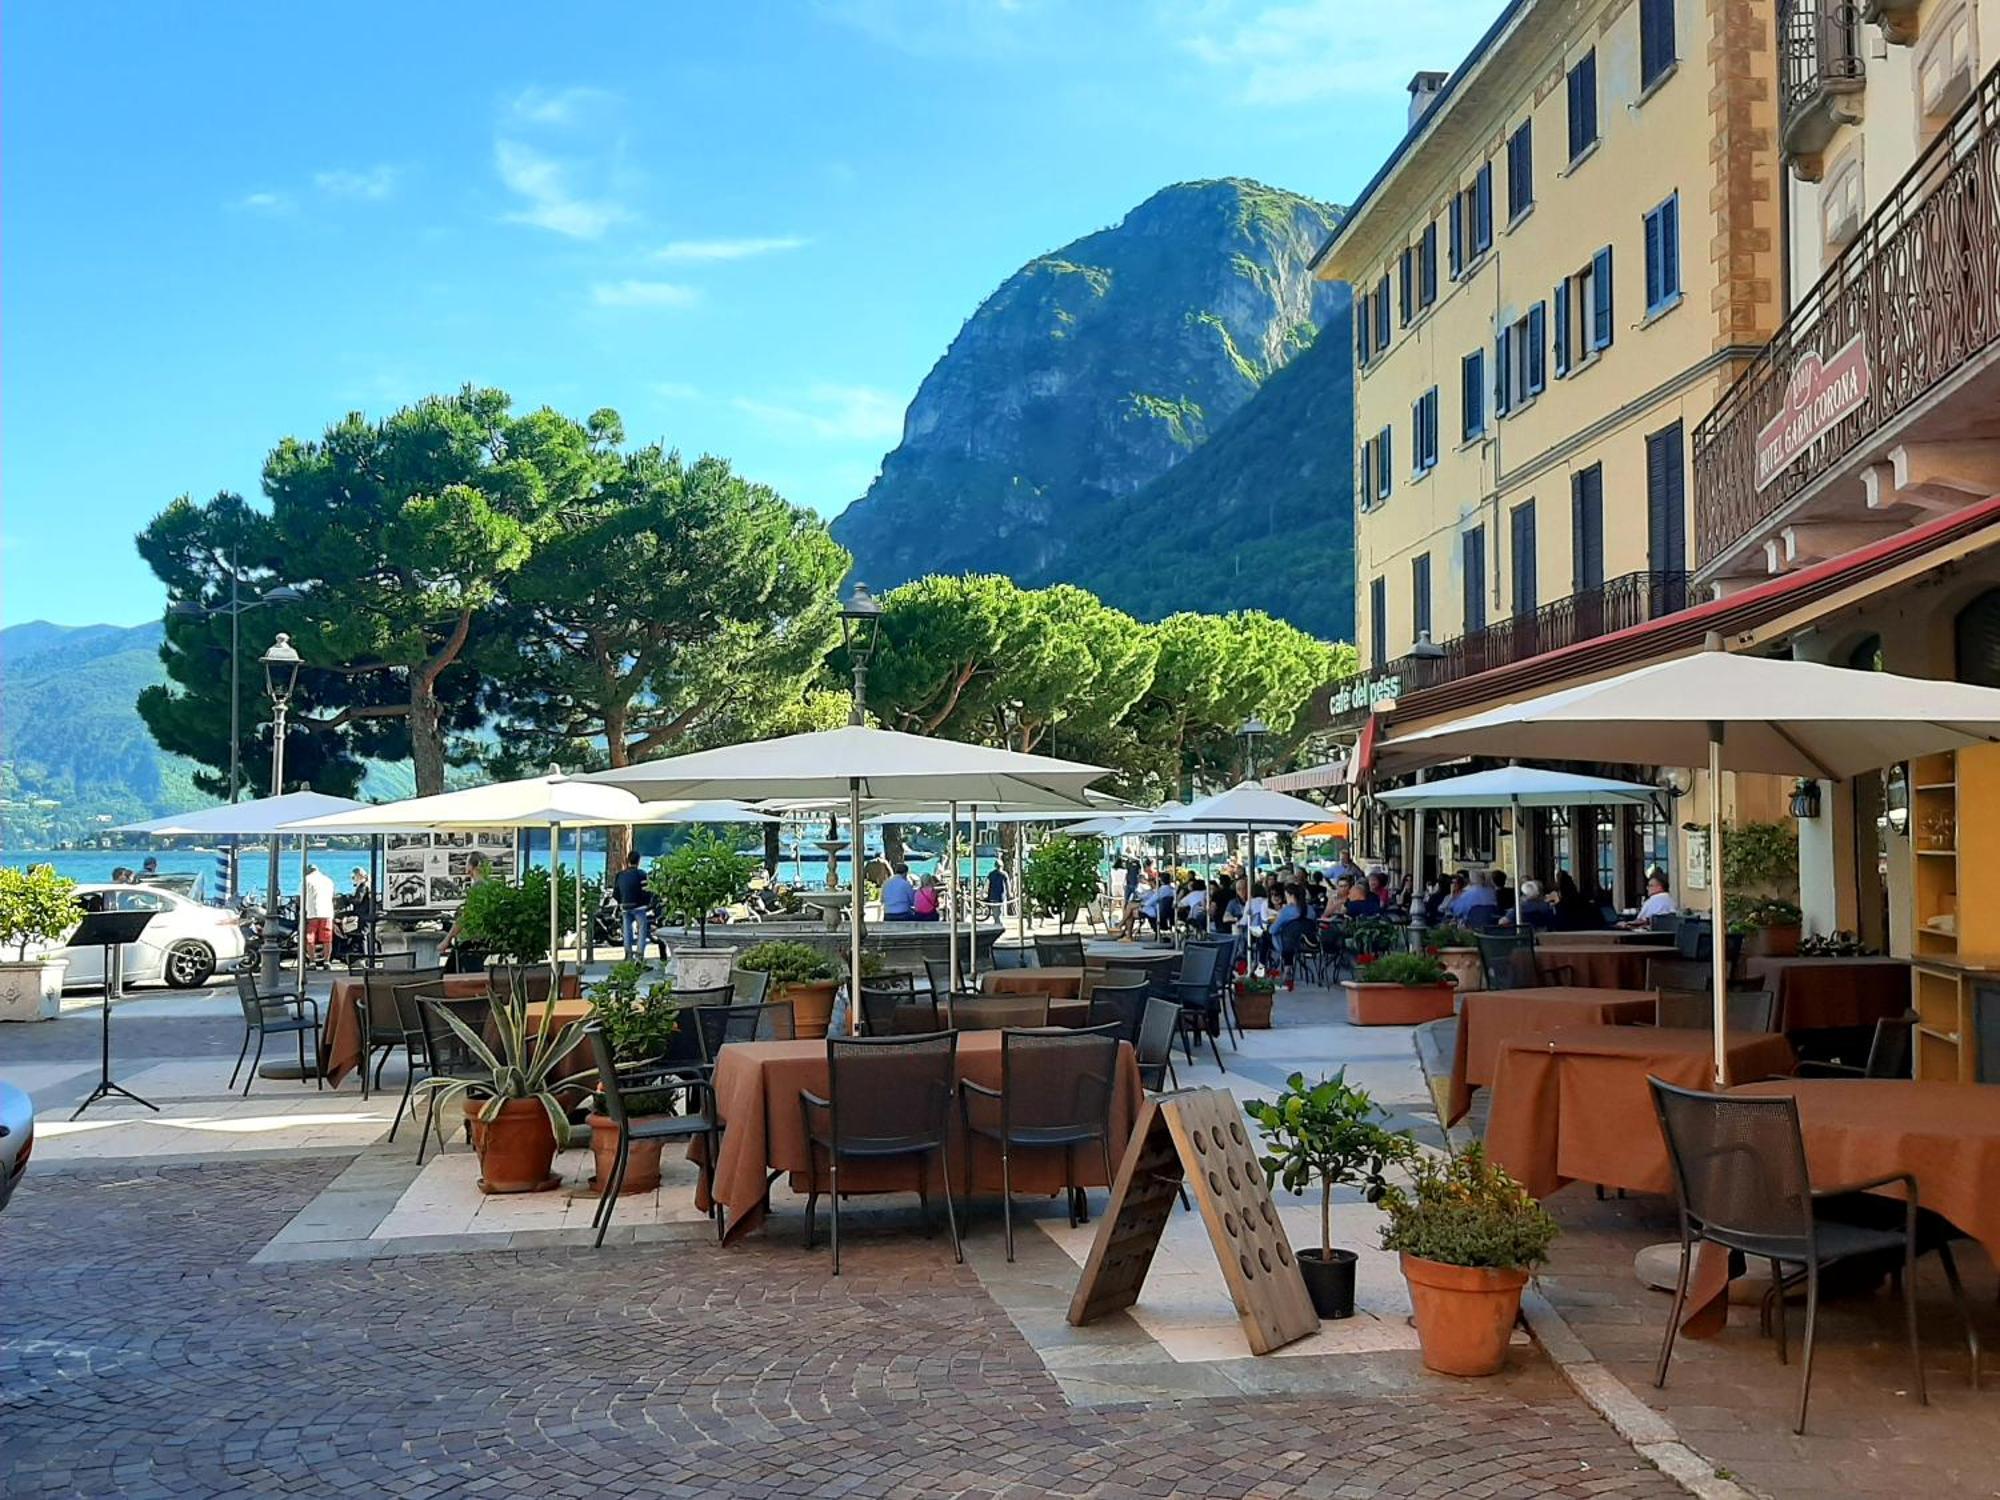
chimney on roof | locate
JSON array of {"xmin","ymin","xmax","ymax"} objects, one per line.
[{"xmin": 1407, "ymin": 70, "xmax": 1448, "ymax": 130}]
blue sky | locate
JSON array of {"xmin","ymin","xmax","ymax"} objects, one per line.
[{"xmin": 1, "ymin": 0, "xmax": 1498, "ymax": 627}]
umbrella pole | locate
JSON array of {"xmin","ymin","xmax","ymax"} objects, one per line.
[
  {"xmin": 1512, "ymin": 796, "xmax": 1524, "ymax": 929},
  {"xmin": 848, "ymin": 778, "xmax": 864, "ymax": 1034},
  {"xmin": 967, "ymin": 806, "xmax": 980, "ymax": 984},
  {"xmin": 948, "ymin": 801, "xmax": 961, "ymax": 993},
  {"xmin": 1709, "ymin": 727, "xmax": 1728, "ymax": 1087},
  {"xmin": 572, "ymin": 826, "xmax": 583, "ymax": 972},
  {"xmin": 296, "ymin": 837, "xmax": 308, "ymax": 995},
  {"xmin": 548, "ymin": 820, "xmax": 561, "ymax": 992}
]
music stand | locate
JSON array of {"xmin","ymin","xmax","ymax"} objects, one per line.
[{"xmin": 67, "ymin": 910, "xmax": 160, "ymax": 1120}]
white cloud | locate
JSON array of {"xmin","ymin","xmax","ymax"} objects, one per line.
[
  {"xmin": 654, "ymin": 235, "xmax": 810, "ymax": 263},
  {"xmin": 495, "ymin": 140, "xmax": 628, "ymax": 239},
  {"xmin": 733, "ymin": 384, "xmax": 906, "ymax": 443},
  {"xmin": 507, "ymin": 85, "xmax": 618, "ymax": 127},
  {"xmin": 1175, "ymin": 0, "xmax": 1496, "ymax": 107},
  {"xmin": 313, "ymin": 164, "xmax": 402, "ymax": 200},
  {"xmin": 591, "ymin": 280, "xmax": 701, "ymax": 309},
  {"xmin": 234, "ymin": 191, "xmax": 293, "ymax": 214}
]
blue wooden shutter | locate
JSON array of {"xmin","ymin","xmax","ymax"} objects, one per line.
[
  {"xmin": 1381, "ymin": 426, "xmax": 1393, "ymax": 495},
  {"xmin": 1475, "ymin": 165, "xmax": 1492, "ymax": 250},
  {"xmin": 1553, "ymin": 281, "xmax": 1571, "ymax": 377},
  {"xmin": 1449, "ymin": 194, "xmax": 1464, "ymax": 278},
  {"xmin": 1360, "ymin": 438, "xmax": 1373, "ymax": 506},
  {"xmin": 1662, "ymin": 195, "xmax": 1680, "ymax": 298},
  {"xmin": 1592, "ymin": 246, "xmax": 1613, "ymax": 348},
  {"xmin": 1495, "ymin": 327, "xmax": 1512, "ymax": 414},
  {"xmin": 1644, "ymin": 208, "xmax": 1663, "ymax": 310},
  {"xmin": 1527, "ymin": 303, "xmax": 1546, "ymax": 394},
  {"xmin": 1356, "ymin": 291, "xmax": 1369, "ymax": 364}
]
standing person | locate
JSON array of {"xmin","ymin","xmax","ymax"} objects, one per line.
[
  {"xmin": 302, "ymin": 863, "xmax": 336, "ymax": 966},
  {"xmin": 613, "ymin": 851, "xmax": 652, "ymax": 961},
  {"xmin": 346, "ymin": 867, "xmax": 377, "ymax": 962},
  {"xmin": 1122, "ymin": 858, "xmax": 1141, "ymax": 906},
  {"xmin": 985, "ymin": 860, "xmax": 1009, "ymax": 917}
]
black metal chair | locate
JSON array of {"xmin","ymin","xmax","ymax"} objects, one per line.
[
  {"xmin": 689, "ymin": 996, "xmax": 779, "ymax": 1076},
  {"xmin": 1655, "ymin": 988, "xmax": 1712, "ymax": 1029},
  {"xmin": 1796, "ymin": 1010, "xmax": 1919, "ymax": 1079},
  {"xmin": 1187, "ymin": 935, "xmax": 1243, "ymax": 1046},
  {"xmin": 729, "ymin": 968, "xmax": 772, "ymax": 1006},
  {"xmin": 1725, "ymin": 987, "xmax": 1779, "ymax": 1033},
  {"xmin": 584, "ymin": 1022, "xmax": 720, "ymax": 1248},
  {"xmin": 1086, "ymin": 972, "xmax": 1150, "ymax": 1043},
  {"xmin": 383, "ymin": 981, "xmax": 448, "ymax": 1142},
  {"xmin": 857, "ymin": 982, "xmax": 913, "ymax": 1037},
  {"xmin": 960, "ymin": 1025, "xmax": 1121, "ymax": 1260},
  {"xmin": 1034, "ymin": 934, "xmax": 1086, "ymax": 968},
  {"xmin": 229, "ymin": 970, "xmax": 322, "ymax": 1096},
  {"xmin": 799, "ymin": 1032, "xmax": 962, "ymax": 1274},
  {"xmin": 1475, "ymin": 932, "xmax": 1573, "ymax": 990},
  {"xmin": 1169, "ymin": 941, "xmax": 1228, "ymax": 1070},
  {"xmin": 1648, "ymin": 1077, "xmax": 1939, "ymax": 1433},
  {"xmin": 1646, "ymin": 956, "xmax": 1714, "ymax": 991},
  {"xmin": 414, "ymin": 993, "xmax": 490, "ymax": 1163},
  {"xmin": 1134, "ymin": 997, "xmax": 1181, "ymax": 1092},
  {"xmin": 1655, "ymin": 987, "xmax": 1779, "ymax": 1033},
  {"xmin": 358, "ymin": 967, "xmax": 443, "ymax": 1100},
  {"xmin": 922, "ymin": 957, "xmax": 957, "ymax": 997},
  {"xmin": 345, "ymin": 950, "xmax": 417, "ymax": 975},
  {"xmin": 487, "ymin": 963, "xmax": 564, "ymax": 1005},
  {"xmin": 752, "ymin": 1000, "xmax": 796, "ymax": 1040},
  {"xmin": 945, "ymin": 993, "xmax": 1050, "ymax": 1030}
]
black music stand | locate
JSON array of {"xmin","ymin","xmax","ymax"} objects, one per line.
[{"xmin": 68, "ymin": 910, "xmax": 160, "ymax": 1119}]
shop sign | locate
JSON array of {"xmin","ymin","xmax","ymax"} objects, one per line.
[
  {"xmin": 1328, "ymin": 672, "xmax": 1401, "ymax": 719},
  {"xmin": 1754, "ymin": 334, "xmax": 1871, "ymax": 491}
]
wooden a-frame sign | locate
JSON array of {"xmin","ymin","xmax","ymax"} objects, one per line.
[{"xmin": 1067, "ymin": 1087, "xmax": 1318, "ymax": 1355}]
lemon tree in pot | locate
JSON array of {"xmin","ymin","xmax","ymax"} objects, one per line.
[
  {"xmin": 579, "ymin": 960, "xmax": 683, "ymax": 1195},
  {"xmin": 0, "ymin": 866, "xmax": 80, "ymax": 1022},
  {"xmin": 1379, "ymin": 1144, "xmax": 1558, "ymax": 1375},
  {"xmin": 736, "ymin": 940, "xmax": 839, "ymax": 1038},
  {"xmin": 1246, "ymin": 1071, "xmax": 1414, "ymax": 1319},
  {"xmin": 415, "ymin": 981, "xmax": 594, "ymax": 1194}
]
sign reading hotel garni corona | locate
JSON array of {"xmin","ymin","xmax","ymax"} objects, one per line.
[{"xmin": 1754, "ymin": 334, "xmax": 1872, "ymax": 491}]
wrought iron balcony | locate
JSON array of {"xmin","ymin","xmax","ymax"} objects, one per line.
[
  {"xmin": 1780, "ymin": 0, "xmax": 1866, "ymax": 172},
  {"xmin": 1328, "ymin": 571, "xmax": 1692, "ymax": 727},
  {"xmin": 1693, "ymin": 61, "xmax": 2000, "ymax": 572}
]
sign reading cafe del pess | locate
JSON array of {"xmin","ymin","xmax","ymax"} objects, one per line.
[{"xmin": 1754, "ymin": 334, "xmax": 1872, "ymax": 491}]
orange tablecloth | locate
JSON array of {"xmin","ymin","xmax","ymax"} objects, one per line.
[
  {"xmin": 982, "ymin": 967, "xmax": 1087, "ymax": 999},
  {"xmin": 1682, "ymin": 1080, "xmax": 2000, "ymax": 1334},
  {"xmin": 695, "ymin": 1031, "xmax": 1143, "ymax": 1244},
  {"xmin": 322, "ymin": 972, "xmax": 582, "ymax": 1086},
  {"xmin": 1542, "ymin": 943, "xmax": 1653, "ymax": 991},
  {"xmin": 1449, "ymin": 988, "xmax": 1659, "ymax": 1124},
  {"xmin": 1738, "ymin": 955, "xmax": 1909, "ymax": 1031},
  {"xmin": 1538, "ymin": 930, "xmax": 1673, "ymax": 947},
  {"xmin": 1484, "ymin": 1024, "xmax": 1797, "ymax": 1200}
]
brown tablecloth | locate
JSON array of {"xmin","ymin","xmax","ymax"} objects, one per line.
[
  {"xmin": 322, "ymin": 972, "xmax": 582, "ymax": 1086},
  {"xmin": 1542, "ymin": 943, "xmax": 1653, "ymax": 990},
  {"xmin": 982, "ymin": 967, "xmax": 1086, "ymax": 999},
  {"xmin": 1538, "ymin": 930, "xmax": 1673, "ymax": 947},
  {"xmin": 695, "ymin": 1031, "xmax": 1144, "ymax": 1244},
  {"xmin": 1449, "ymin": 988, "xmax": 1659, "ymax": 1124},
  {"xmin": 1738, "ymin": 956, "xmax": 1910, "ymax": 1031},
  {"xmin": 1485, "ymin": 1024, "xmax": 1797, "ymax": 1199},
  {"xmin": 1683, "ymin": 1080, "xmax": 2000, "ymax": 1335}
]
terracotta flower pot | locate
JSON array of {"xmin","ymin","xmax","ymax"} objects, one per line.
[
  {"xmin": 1399, "ymin": 1253, "xmax": 1529, "ymax": 1376},
  {"xmin": 1232, "ymin": 983, "xmax": 1276, "ymax": 1029},
  {"xmin": 1342, "ymin": 981, "xmax": 1458, "ymax": 1026},
  {"xmin": 1435, "ymin": 948, "xmax": 1484, "ymax": 994},
  {"xmin": 587, "ymin": 1113, "xmax": 663, "ymax": 1195},
  {"xmin": 778, "ymin": 978, "xmax": 842, "ymax": 1039},
  {"xmin": 1744, "ymin": 924, "xmax": 1801, "ymax": 959},
  {"xmin": 465, "ymin": 1097, "xmax": 561, "ymax": 1194}
]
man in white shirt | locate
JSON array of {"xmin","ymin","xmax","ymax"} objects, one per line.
[
  {"xmin": 1628, "ymin": 873, "xmax": 1678, "ymax": 928},
  {"xmin": 302, "ymin": 863, "xmax": 337, "ymax": 965}
]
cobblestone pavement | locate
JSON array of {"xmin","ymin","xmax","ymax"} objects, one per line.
[{"xmin": 0, "ymin": 1157, "xmax": 1685, "ymax": 1500}]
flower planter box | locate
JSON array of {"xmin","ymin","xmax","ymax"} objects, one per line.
[
  {"xmin": 0, "ymin": 958, "xmax": 65, "ymax": 1023},
  {"xmin": 1233, "ymin": 982, "xmax": 1276, "ymax": 1029},
  {"xmin": 1342, "ymin": 980, "xmax": 1456, "ymax": 1026},
  {"xmin": 1742, "ymin": 924, "xmax": 1801, "ymax": 959},
  {"xmin": 1434, "ymin": 948, "xmax": 1483, "ymax": 995}
]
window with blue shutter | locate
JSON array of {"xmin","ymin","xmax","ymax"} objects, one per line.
[
  {"xmin": 1510, "ymin": 501, "xmax": 1538, "ymax": 619},
  {"xmin": 1644, "ymin": 193, "xmax": 1681, "ymax": 314},
  {"xmin": 1525, "ymin": 302, "xmax": 1546, "ymax": 394},
  {"xmin": 1375, "ymin": 273, "xmax": 1391, "ymax": 346},
  {"xmin": 1399, "ymin": 247, "xmax": 1413, "ymax": 326},
  {"xmin": 1571, "ymin": 465, "xmax": 1605, "ymax": 590},
  {"xmin": 1412, "ymin": 554, "xmax": 1433, "ymax": 641},
  {"xmin": 1646, "ymin": 423, "xmax": 1687, "ymax": 573},
  {"xmin": 1554, "ymin": 282, "xmax": 1572, "ymax": 378},
  {"xmin": 1370, "ymin": 577, "xmax": 1388, "ymax": 669},
  {"xmin": 1412, "ymin": 388, "xmax": 1439, "ymax": 472},
  {"xmin": 1495, "ymin": 326, "xmax": 1512, "ymax": 415},
  {"xmin": 1506, "ymin": 121, "xmax": 1534, "ymax": 219},
  {"xmin": 1461, "ymin": 350, "xmax": 1485, "ymax": 439},
  {"xmin": 1591, "ymin": 246, "xmax": 1614, "ymax": 348},
  {"xmin": 1360, "ymin": 440, "xmax": 1372, "ymax": 508},
  {"xmin": 1379, "ymin": 426, "xmax": 1393, "ymax": 500},
  {"xmin": 1419, "ymin": 223, "xmax": 1437, "ymax": 308},
  {"xmin": 1640, "ymin": 0, "xmax": 1676, "ymax": 90},
  {"xmin": 1473, "ymin": 164, "xmax": 1493, "ymax": 253},
  {"xmin": 1449, "ymin": 194, "xmax": 1464, "ymax": 278},
  {"xmin": 1462, "ymin": 526, "xmax": 1488, "ymax": 633},
  {"xmin": 1356, "ymin": 290, "xmax": 1370, "ymax": 365},
  {"xmin": 1567, "ymin": 52, "xmax": 1598, "ymax": 161}
]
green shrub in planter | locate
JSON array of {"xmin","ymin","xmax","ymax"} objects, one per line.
[
  {"xmin": 1024, "ymin": 837, "xmax": 1102, "ymax": 927},
  {"xmin": 1424, "ymin": 921, "xmax": 1480, "ymax": 949},
  {"xmin": 734, "ymin": 940, "xmax": 836, "ymax": 986},
  {"xmin": 457, "ymin": 866, "xmax": 586, "ymax": 965},
  {"xmin": 651, "ymin": 831, "xmax": 756, "ymax": 946},
  {"xmin": 1353, "ymin": 951, "xmax": 1450, "ymax": 986},
  {"xmin": 1378, "ymin": 1144, "xmax": 1558, "ymax": 1270}
]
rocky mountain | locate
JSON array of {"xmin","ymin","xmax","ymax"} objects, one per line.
[{"xmin": 831, "ymin": 177, "xmax": 1355, "ymax": 640}]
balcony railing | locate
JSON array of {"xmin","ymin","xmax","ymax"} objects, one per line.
[
  {"xmin": 1695, "ymin": 60, "xmax": 2000, "ymax": 569},
  {"xmin": 1780, "ymin": 0, "xmax": 1865, "ymax": 162},
  {"xmin": 1332, "ymin": 571, "xmax": 1691, "ymax": 723}
]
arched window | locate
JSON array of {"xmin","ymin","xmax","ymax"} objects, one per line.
[{"xmin": 1955, "ymin": 591, "xmax": 2000, "ymax": 687}]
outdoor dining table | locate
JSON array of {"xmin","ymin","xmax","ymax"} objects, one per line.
[
  {"xmin": 321, "ymin": 972, "xmax": 583, "ymax": 1086},
  {"xmin": 1738, "ymin": 955, "xmax": 1910, "ymax": 1031},
  {"xmin": 982, "ymin": 967, "xmax": 1090, "ymax": 1000},
  {"xmin": 692, "ymin": 1030, "xmax": 1144, "ymax": 1245},
  {"xmin": 1537, "ymin": 929, "xmax": 1674, "ymax": 946},
  {"xmin": 1448, "ymin": 987, "xmax": 1661, "ymax": 1124},
  {"xmin": 1680, "ymin": 1079, "xmax": 2000, "ymax": 1336},
  {"xmin": 1483, "ymin": 1024, "xmax": 1798, "ymax": 1200},
  {"xmin": 1539, "ymin": 942, "xmax": 1654, "ymax": 991}
]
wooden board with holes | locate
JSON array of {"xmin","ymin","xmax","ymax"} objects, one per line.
[{"xmin": 1066, "ymin": 1087, "xmax": 1318, "ymax": 1355}]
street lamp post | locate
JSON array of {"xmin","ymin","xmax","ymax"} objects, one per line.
[
  {"xmin": 167, "ymin": 561, "xmax": 303, "ymax": 803},
  {"xmin": 836, "ymin": 584, "xmax": 885, "ymax": 1030},
  {"xmin": 1237, "ymin": 716, "xmax": 1268, "ymax": 782},
  {"xmin": 258, "ymin": 633, "xmax": 303, "ymax": 987}
]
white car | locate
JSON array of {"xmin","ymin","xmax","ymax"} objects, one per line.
[{"xmin": 62, "ymin": 884, "xmax": 248, "ymax": 990}]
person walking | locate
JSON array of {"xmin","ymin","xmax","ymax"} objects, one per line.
[
  {"xmin": 302, "ymin": 863, "xmax": 337, "ymax": 966},
  {"xmin": 613, "ymin": 851, "xmax": 653, "ymax": 960}
]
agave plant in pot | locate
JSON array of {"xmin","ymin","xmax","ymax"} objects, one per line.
[
  {"xmin": 578, "ymin": 960, "xmax": 684, "ymax": 1195},
  {"xmin": 1379, "ymin": 1144, "xmax": 1559, "ymax": 1375},
  {"xmin": 736, "ymin": 940, "xmax": 840, "ymax": 1038},
  {"xmin": 1344, "ymin": 949, "xmax": 1459, "ymax": 1026},
  {"xmin": 415, "ymin": 982, "xmax": 595, "ymax": 1194},
  {"xmin": 1245, "ymin": 1071, "xmax": 1415, "ymax": 1319}
]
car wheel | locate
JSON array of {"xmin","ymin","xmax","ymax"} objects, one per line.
[{"xmin": 164, "ymin": 940, "xmax": 216, "ymax": 989}]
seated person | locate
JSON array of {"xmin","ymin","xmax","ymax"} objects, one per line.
[
  {"xmin": 1132, "ymin": 879, "xmax": 1176, "ymax": 938},
  {"xmin": 912, "ymin": 874, "xmax": 941, "ymax": 922},
  {"xmin": 1625, "ymin": 872, "xmax": 1677, "ymax": 928},
  {"xmin": 881, "ymin": 864, "xmax": 918, "ymax": 921},
  {"xmin": 1550, "ymin": 870, "xmax": 1605, "ymax": 930},
  {"xmin": 1447, "ymin": 871, "xmax": 1501, "ymax": 924},
  {"xmin": 1177, "ymin": 879, "xmax": 1208, "ymax": 933},
  {"xmin": 1345, "ymin": 873, "xmax": 1388, "ymax": 916},
  {"xmin": 1513, "ymin": 878, "xmax": 1558, "ymax": 930}
]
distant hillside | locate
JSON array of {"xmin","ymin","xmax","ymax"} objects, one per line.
[
  {"xmin": 831, "ymin": 177, "xmax": 1352, "ymax": 637},
  {"xmin": 0, "ymin": 621, "xmax": 415, "ymax": 845}
]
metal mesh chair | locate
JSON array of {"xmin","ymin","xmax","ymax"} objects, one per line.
[
  {"xmin": 358, "ymin": 967, "xmax": 443, "ymax": 1100},
  {"xmin": 346, "ymin": 950, "xmax": 417, "ymax": 975},
  {"xmin": 1647, "ymin": 956, "xmax": 1714, "ymax": 991},
  {"xmin": 859, "ymin": 982, "xmax": 917, "ymax": 1037},
  {"xmin": 752, "ymin": 1000, "xmax": 795, "ymax": 1039},
  {"xmin": 1655, "ymin": 988, "xmax": 1711, "ymax": 1029},
  {"xmin": 1034, "ymin": 934, "xmax": 1086, "ymax": 968},
  {"xmin": 922, "ymin": 958, "xmax": 956, "ymax": 997},
  {"xmin": 487, "ymin": 964, "xmax": 564, "ymax": 1005},
  {"xmin": 729, "ymin": 968, "xmax": 772, "ymax": 1006},
  {"xmin": 799, "ymin": 1032, "xmax": 961, "ymax": 1273},
  {"xmin": 1185, "ymin": 936, "xmax": 1243, "ymax": 1046},
  {"xmin": 945, "ymin": 994, "xmax": 1050, "ymax": 1030},
  {"xmin": 1134, "ymin": 997, "xmax": 1181, "ymax": 1092},
  {"xmin": 1475, "ymin": 932, "xmax": 1573, "ymax": 989},
  {"xmin": 1648, "ymin": 1077, "xmax": 1934, "ymax": 1433},
  {"xmin": 1797, "ymin": 1010, "xmax": 1918, "ymax": 1079},
  {"xmin": 229, "ymin": 970, "xmax": 322, "ymax": 1096},
  {"xmin": 1725, "ymin": 988, "xmax": 1779, "ymax": 1033},
  {"xmin": 1169, "ymin": 941, "xmax": 1228, "ymax": 1070},
  {"xmin": 414, "ymin": 993, "xmax": 490, "ymax": 1163},
  {"xmin": 1086, "ymin": 972, "xmax": 1150, "ymax": 1043},
  {"xmin": 688, "ymin": 997, "xmax": 772, "ymax": 1073},
  {"xmin": 960, "ymin": 1025, "xmax": 1121, "ymax": 1260},
  {"xmin": 585, "ymin": 1022, "xmax": 719, "ymax": 1248}
]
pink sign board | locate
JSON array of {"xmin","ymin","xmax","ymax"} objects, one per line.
[{"xmin": 1754, "ymin": 334, "xmax": 1871, "ymax": 491}]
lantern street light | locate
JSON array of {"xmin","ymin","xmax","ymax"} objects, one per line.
[
  {"xmin": 838, "ymin": 583, "xmax": 884, "ymax": 726},
  {"xmin": 1237, "ymin": 716, "xmax": 1268, "ymax": 782},
  {"xmin": 257, "ymin": 633, "xmax": 304, "ymax": 986},
  {"xmin": 167, "ymin": 570, "xmax": 305, "ymax": 803}
]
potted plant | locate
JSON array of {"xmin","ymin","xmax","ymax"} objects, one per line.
[
  {"xmin": 456, "ymin": 868, "xmax": 570, "ymax": 969},
  {"xmin": 1378, "ymin": 1144, "xmax": 1559, "ymax": 1375},
  {"xmin": 652, "ymin": 831, "xmax": 756, "ymax": 988},
  {"xmin": 416, "ymin": 980, "xmax": 594, "ymax": 1194},
  {"xmin": 0, "ymin": 866, "xmax": 79, "ymax": 1022},
  {"xmin": 1343, "ymin": 950, "xmax": 1457, "ymax": 1026},
  {"xmin": 1727, "ymin": 895, "xmax": 1804, "ymax": 958},
  {"xmin": 1024, "ymin": 837, "xmax": 1103, "ymax": 931},
  {"xmin": 579, "ymin": 960, "xmax": 683, "ymax": 1195},
  {"xmin": 736, "ymin": 940, "xmax": 840, "ymax": 1038},
  {"xmin": 1423, "ymin": 921, "xmax": 1484, "ymax": 995},
  {"xmin": 1246, "ymin": 1071, "xmax": 1415, "ymax": 1319},
  {"xmin": 1233, "ymin": 968, "xmax": 1279, "ymax": 1029}
]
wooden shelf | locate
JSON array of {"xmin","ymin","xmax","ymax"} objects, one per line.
[
  {"xmin": 1915, "ymin": 782, "xmax": 1958, "ymax": 793},
  {"xmin": 1918, "ymin": 848, "xmax": 1959, "ymax": 857}
]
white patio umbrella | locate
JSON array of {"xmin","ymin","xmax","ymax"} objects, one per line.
[
  {"xmin": 1152, "ymin": 782, "xmax": 1334, "ymax": 886},
  {"xmin": 1374, "ymin": 766, "xmax": 1663, "ymax": 926},
  {"xmin": 579, "ymin": 726, "xmax": 1108, "ymax": 1026},
  {"xmin": 1382, "ymin": 640, "xmax": 2000, "ymax": 1082}
]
